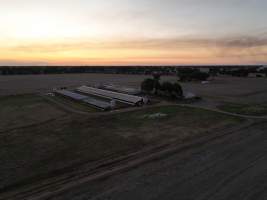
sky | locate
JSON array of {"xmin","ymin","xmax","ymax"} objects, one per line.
[{"xmin": 0, "ymin": 0, "xmax": 267, "ymax": 66}]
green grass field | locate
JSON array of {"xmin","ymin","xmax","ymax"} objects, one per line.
[{"xmin": 0, "ymin": 95, "xmax": 244, "ymax": 192}]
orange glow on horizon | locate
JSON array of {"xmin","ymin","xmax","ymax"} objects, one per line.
[
  {"xmin": 1, "ymin": 1, "xmax": 267, "ymax": 65},
  {"xmin": 1, "ymin": 38, "xmax": 266, "ymax": 66}
]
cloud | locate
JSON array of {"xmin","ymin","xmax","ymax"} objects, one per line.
[
  {"xmin": 219, "ymin": 36, "xmax": 267, "ymax": 48},
  {"xmin": 2, "ymin": 34, "xmax": 267, "ymax": 65},
  {"xmin": 0, "ymin": 60, "xmax": 49, "ymax": 66},
  {"xmin": 8, "ymin": 34, "xmax": 267, "ymax": 51}
]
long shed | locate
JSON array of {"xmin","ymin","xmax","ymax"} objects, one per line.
[
  {"xmin": 55, "ymin": 90, "xmax": 111, "ymax": 110},
  {"xmin": 56, "ymin": 90, "xmax": 88, "ymax": 101},
  {"xmin": 76, "ymin": 86, "xmax": 144, "ymax": 106}
]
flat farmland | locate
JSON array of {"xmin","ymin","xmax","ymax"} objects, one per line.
[
  {"xmin": 0, "ymin": 94, "xmax": 243, "ymax": 196},
  {"xmin": 1, "ymin": 74, "xmax": 267, "ymax": 104},
  {"xmin": 181, "ymin": 76, "xmax": 267, "ymax": 104},
  {"xmin": 0, "ymin": 94, "xmax": 67, "ymax": 132},
  {"xmin": 1, "ymin": 74, "xmax": 267, "ymax": 200},
  {"xmin": 51, "ymin": 121, "xmax": 267, "ymax": 200},
  {"xmin": 0, "ymin": 74, "xmax": 167, "ymax": 95}
]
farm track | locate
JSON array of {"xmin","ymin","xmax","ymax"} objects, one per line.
[
  {"xmin": 0, "ymin": 119, "xmax": 258, "ymax": 200},
  {"xmin": 51, "ymin": 119, "xmax": 267, "ymax": 200},
  {"xmin": 41, "ymin": 93, "xmax": 267, "ymax": 119},
  {"xmin": 179, "ymin": 104, "xmax": 267, "ymax": 119}
]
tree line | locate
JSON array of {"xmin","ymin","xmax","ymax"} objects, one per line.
[
  {"xmin": 0, "ymin": 65, "xmax": 264, "ymax": 76},
  {"xmin": 141, "ymin": 74, "xmax": 183, "ymax": 99}
]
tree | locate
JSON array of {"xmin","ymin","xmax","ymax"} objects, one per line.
[
  {"xmin": 160, "ymin": 81, "xmax": 183, "ymax": 98},
  {"xmin": 192, "ymin": 71, "xmax": 210, "ymax": 81},
  {"xmin": 231, "ymin": 69, "xmax": 249, "ymax": 77},
  {"xmin": 177, "ymin": 68, "xmax": 210, "ymax": 81},
  {"xmin": 152, "ymin": 73, "xmax": 161, "ymax": 95},
  {"xmin": 141, "ymin": 78, "xmax": 154, "ymax": 93},
  {"xmin": 172, "ymin": 82, "xmax": 183, "ymax": 97},
  {"xmin": 152, "ymin": 73, "xmax": 161, "ymax": 81},
  {"xmin": 161, "ymin": 82, "xmax": 174, "ymax": 93}
]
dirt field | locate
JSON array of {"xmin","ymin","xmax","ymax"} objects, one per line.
[
  {"xmin": 50, "ymin": 121, "xmax": 267, "ymax": 200},
  {"xmin": 0, "ymin": 74, "xmax": 157, "ymax": 96},
  {"xmin": 1, "ymin": 74, "xmax": 267, "ymax": 200},
  {"xmin": 0, "ymin": 95, "xmax": 243, "ymax": 197},
  {"xmin": 0, "ymin": 95, "xmax": 67, "ymax": 132},
  {"xmin": 181, "ymin": 76, "xmax": 267, "ymax": 104},
  {"xmin": 1, "ymin": 74, "xmax": 267, "ymax": 104}
]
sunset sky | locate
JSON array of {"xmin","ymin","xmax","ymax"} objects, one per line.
[{"xmin": 0, "ymin": 0, "xmax": 267, "ymax": 66}]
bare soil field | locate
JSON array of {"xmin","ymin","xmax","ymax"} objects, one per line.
[
  {"xmin": 0, "ymin": 94, "xmax": 67, "ymax": 132},
  {"xmin": 1, "ymin": 74, "xmax": 266, "ymax": 199},
  {"xmin": 1, "ymin": 74, "xmax": 267, "ymax": 104},
  {"xmin": 0, "ymin": 94, "xmax": 243, "ymax": 196},
  {"xmin": 50, "ymin": 121, "xmax": 267, "ymax": 200},
  {"xmin": 181, "ymin": 76, "xmax": 267, "ymax": 104},
  {"xmin": 0, "ymin": 74, "xmax": 160, "ymax": 96}
]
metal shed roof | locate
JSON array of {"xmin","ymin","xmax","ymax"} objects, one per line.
[
  {"xmin": 82, "ymin": 98, "xmax": 111, "ymax": 110},
  {"xmin": 55, "ymin": 90, "xmax": 111, "ymax": 110},
  {"xmin": 101, "ymin": 84, "xmax": 140, "ymax": 95},
  {"xmin": 77, "ymin": 86, "xmax": 144, "ymax": 105},
  {"xmin": 55, "ymin": 90, "xmax": 88, "ymax": 100}
]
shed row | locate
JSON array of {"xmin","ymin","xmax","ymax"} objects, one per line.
[
  {"xmin": 101, "ymin": 84, "xmax": 140, "ymax": 95},
  {"xmin": 76, "ymin": 86, "xmax": 144, "ymax": 106},
  {"xmin": 55, "ymin": 90, "xmax": 111, "ymax": 110}
]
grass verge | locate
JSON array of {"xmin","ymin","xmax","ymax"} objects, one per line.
[
  {"xmin": 218, "ymin": 103, "xmax": 267, "ymax": 116},
  {"xmin": 50, "ymin": 95, "xmax": 99, "ymax": 113},
  {"xmin": 0, "ymin": 94, "xmax": 66, "ymax": 132}
]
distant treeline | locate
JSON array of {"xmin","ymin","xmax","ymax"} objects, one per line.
[
  {"xmin": 0, "ymin": 65, "xmax": 265, "ymax": 76},
  {"xmin": 0, "ymin": 66, "xmax": 175, "ymax": 75},
  {"xmin": 220, "ymin": 68, "xmax": 267, "ymax": 77}
]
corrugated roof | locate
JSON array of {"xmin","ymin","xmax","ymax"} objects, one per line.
[
  {"xmin": 102, "ymin": 84, "xmax": 140, "ymax": 95},
  {"xmin": 82, "ymin": 98, "xmax": 111, "ymax": 110},
  {"xmin": 55, "ymin": 90, "xmax": 111, "ymax": 110},
  {"xmin": 55, "ymin": 90, "xmax": 88, "ymax": 100},
  {"xmin": 77, "ymin": 86, "xmax": 144, "ymax": 105}
]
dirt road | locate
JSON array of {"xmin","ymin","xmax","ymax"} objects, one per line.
[{"xmin": 49, "ymin": 121, "xmax": 267, "ymax": 200}]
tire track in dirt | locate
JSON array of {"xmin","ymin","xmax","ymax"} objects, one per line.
[{"xmin": 0, "ymin": 120, "xmax": 257, "ymax": 200}]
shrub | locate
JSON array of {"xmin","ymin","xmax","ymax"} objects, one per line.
[
  {"xmin": 141, "ymin": 75, "xmax": 183, "ymax": 99},
  {"xmin": 177, "ymin": 68, "xmax": 210, "ymax": 81},
  {"xmin": 141, "ymin": 78, "xmax": 155, "ymax": 93},
  {"xmin": 152, "ymin": 73, "xmax": 161, "ymax": 81},
  {"xmin": 172, "ymin": 82, "xmax": 183, "ymax": 97},
  {"xmin": 161, "ymin": 82, "xmax": 174, "ymax": 93},
  {"xmin": 192, "ymin": 71, "xmax": 210, "ymax": 81},
  {"xmin": 160, "ymin": 81, "xmax": 183, "ymax": 98}
]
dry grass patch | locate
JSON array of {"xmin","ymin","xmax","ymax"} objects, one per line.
[
  {"xmin": 218, "ymin": 103, "xmax": 267, "ymax": 116},
  {"xmin": 0, "ymin": 94, "xmax": 66, "ymax": 132},
  {"xmin": 0, "ymin": 102, "xmax": 244, "ymax": 192}
]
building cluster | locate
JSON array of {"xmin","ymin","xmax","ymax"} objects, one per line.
[{"xmin": 55, "ymin": 85, "xmax": 147, "ymax": 111}]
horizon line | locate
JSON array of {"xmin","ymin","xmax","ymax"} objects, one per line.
[{"xmin": 0, "ymin": 64, "xmax": 265, "ymax": 67}]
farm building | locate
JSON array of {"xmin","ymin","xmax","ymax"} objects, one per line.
[
  {"xmin": 55, "ymin": 90, "xmax": 111, "ymax": 110},
  {"xmin": 248, "ymin": 73, "xmax": 266, "ymax": 78},
  {"xmin": 56, "ymin": 90, "xmax": 88, "ymax": 101},
  {"xmin": 100, "ymin": 84, "xmax": 141, "ymax": 95},
  {"xmin": 257, "ymin": 66, "xmax": 267, "ymax": 71},
  {"xmin": 82, "ymin": 98, "xmax": 111, "ymax": 111},
  {"xmin": 76, "ymin": 86, "xmax": 145, "ymax": 106},
  {"xmin": 199, "ymin": 68, "xmax": 210, "ymax": 73}
]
